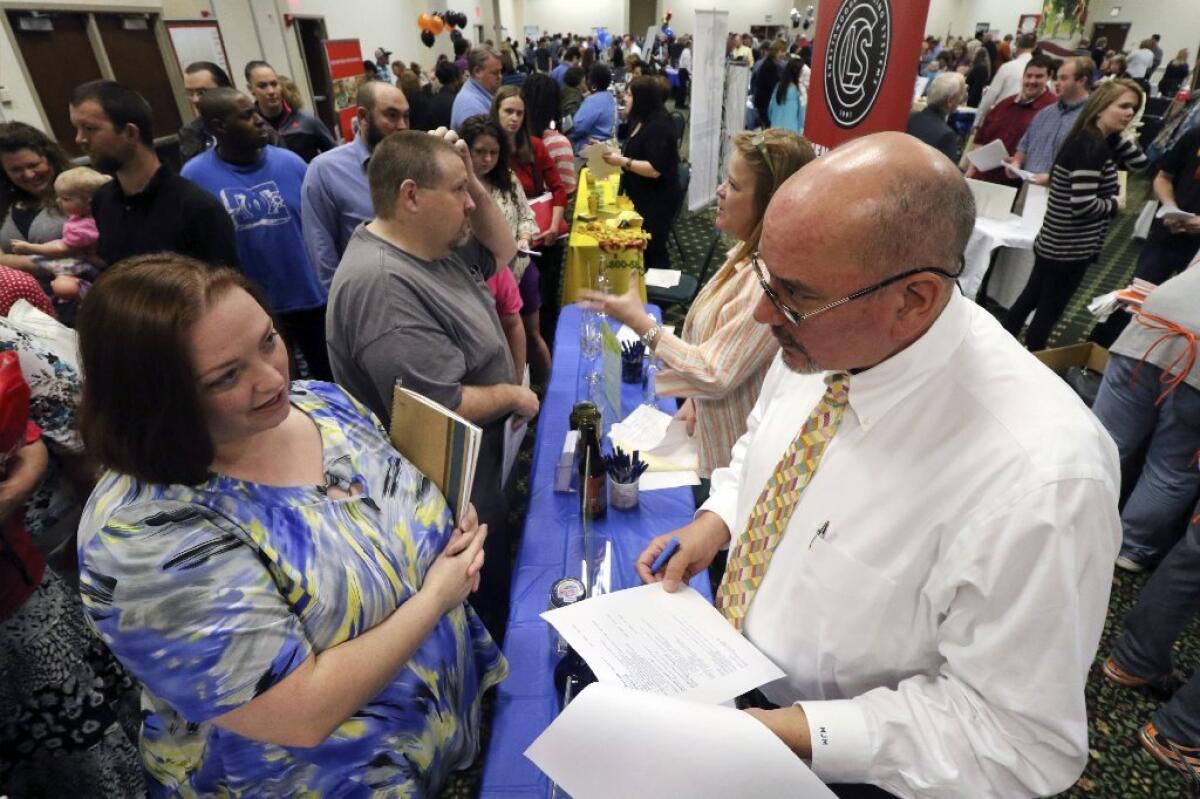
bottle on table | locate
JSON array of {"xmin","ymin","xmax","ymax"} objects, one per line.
[
  {"xmin": 547, "ymin": 577, "xmax": 586, "ymax": 656},
  {"xmin": 553, "ymin": 646, "xmax": 598, "ymax": 709},
  {"xmin": 576, "ymin": 418, "xmax": 607, "ymax": 519}
]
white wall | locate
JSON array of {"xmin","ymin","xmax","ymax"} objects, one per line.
[
  {"xmin": 924, "ymin": 0, "xmax": 1043, "ymax": 40},
  {"xmin": 1089, "ymin": 0, "xmax": 1200, "ymax": 65},
  {"xmin": 520, "ymin": 0, "xmax": 625, "ymax": 39},
  {"xmin": 660, "ymin": 0, "xmax": 796, "ymax": 38}
]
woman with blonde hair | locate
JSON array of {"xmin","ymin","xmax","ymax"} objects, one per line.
[
  {"xmin": 582, "ymin": 128, "xmax": 815, "ymax": 477},
  {"xmin": 1159, "ymin": 48, "xmax": 1191, "ymax": 98},
  {"xmin": 1003, "ymin": 78, "xmax": 1148, "ymax": 350}
]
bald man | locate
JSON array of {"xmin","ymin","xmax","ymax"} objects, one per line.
[
  {"xmin": 302, "ymin": 80, "xmax": 410, "ymax": 287},
  {"xmin": 182, "ymin": 88, "xmax": 331, "ymax": 380},
  {"xmin": 639, "ymin": 133, "xmax": 1121, "ymax": 797}
]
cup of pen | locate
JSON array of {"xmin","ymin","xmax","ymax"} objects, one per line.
[
  {"xmin": 620, "ymin": 340, "xmax": 645, "ymax": 384},
  {"xmin": 606, "ymin": 446, "xmax": 646, "ymax": 510}
]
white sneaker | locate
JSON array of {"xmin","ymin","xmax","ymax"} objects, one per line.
[{"xmin": 1115, "ymin": 555, "xmax": 1147, "ymax": 573}]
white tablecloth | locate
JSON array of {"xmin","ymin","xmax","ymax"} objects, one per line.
[{"xmin": 961, "ymin": 216, "xmax": 1037, "ymax": 301}]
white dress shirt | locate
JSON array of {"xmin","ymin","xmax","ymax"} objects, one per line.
[
  {"xmin": 1126, "ymin": 47, "xmax": 1154, "ymax": 79},
  {"xmin": 974, "ymin": 51, "xmax": 1033, "ymax": 127},
  {"xmin": 701, "ymin": 291, "xmax": 1120, "ymax": 798}
]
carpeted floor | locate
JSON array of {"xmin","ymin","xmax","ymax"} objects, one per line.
[{"xmin": 444, "ymin": 150, "xmax": 1198, "ymax": 797}]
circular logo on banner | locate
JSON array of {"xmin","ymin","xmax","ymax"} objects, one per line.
[{"xmin": 823, "ymin": 0, "xmax": 892, "ymax": 129}]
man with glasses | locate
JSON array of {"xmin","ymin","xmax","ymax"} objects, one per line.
[
  {"xmin": 326, "ymin": 129, "xmax": 538, "ymax": 643},
  {"xmin": 639, "ymin": 132, "xmax": 1120, "ymax": 797}
]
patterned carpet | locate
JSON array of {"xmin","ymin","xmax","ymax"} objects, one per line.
[{"xmin": 443, "ymin": 158, "xmax": 1197, "ymax": 797}]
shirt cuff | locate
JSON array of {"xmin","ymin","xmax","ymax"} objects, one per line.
[
  {"xmin": 698, "ymin": 487, "xmax": 738, "ymax": 549},
  {"xmin": 797, "ymin": 699, "xmax": 873, "ymax": 784}
]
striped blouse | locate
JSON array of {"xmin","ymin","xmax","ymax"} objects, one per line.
[
  {"xmin": 1034, "ymin": 132, "xmax": 1148, "ymax": 261},
  {"xmin": 653, "ymin": 249, "xmax": 780, "ymax": 477},
  {"xmin": 541, "ymin": 128, "xmax": 578, "ymax": 196}
]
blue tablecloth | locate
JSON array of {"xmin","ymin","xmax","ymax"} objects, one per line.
[{"xmin": 479, "ymin": 304, "xmax": 711, "ymax": 797}]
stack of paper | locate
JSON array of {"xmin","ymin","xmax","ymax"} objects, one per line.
[
  {"xmin": 1156, "ymin": 203, "xmax": 1196, "ymax": 223},
  {"xmin": 582, "ymin": 141, "xmax": 621, "ymax": 180},
  {"xmin": 645, "ymin": 268, "xmax": 683, "ymax": 288},
  {"xmin": 966, "ymin": 138, "xmax": 1008, "ymax": 172},
  {"xmin": 608, "ymin": 404, "xmax": 699, "ymax": 490},
  {"xmin": 526, "ymin": 584, "xmax": 835, "ymax": 798}
]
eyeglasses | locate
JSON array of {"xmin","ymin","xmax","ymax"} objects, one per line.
[
  {"xmin": 751, "ymin": 252, "xmax": 964, "ymax": 326},
  {"xmin": 750, "ymin": 131, "xmax": 775, "ymax": 180}
]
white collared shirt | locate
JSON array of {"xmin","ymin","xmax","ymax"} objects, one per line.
[{"xmin": 702, "ymin": 292, "xmax": 1120, "ymax": 798}]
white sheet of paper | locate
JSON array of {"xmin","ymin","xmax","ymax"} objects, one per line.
[
  {"xmin": 525, "ymin": 683, "xmax": 836, "ymax": 799},
  {"xmin": 967, "ymin": 138, "xmax": 1009, "ymax": 172},
  {"xmin": 1156, "ymin": 203, "xmax": 1196, "ymax": 222},
  {"xmin": 501, "ymin": 367, "xmax": 531, "ymax": 486},
  {"xmin": 645, "ymin": 268, "xmax": 683, "ymax": 288},
  {"xmin": 583, "ymin": 141, "xmax": 620, "ymax": 180},
  {"xmin": 609, "ymin": 404, "xmax": 674, "ymax": 451},
  {"xmin": 1003, "ymin": 162, "xmax": 1037, "ymax": 182},
  {"xmin": 542, "ymin": 583, "xmax": 785, "ymax": 704},
  {"xmin": 639, "ymin": 469, "xmax": 701, "ymax": 490},
  {"xmin": 1020, "ymin": 183, "xmax": 1050, "ymax": 232}
]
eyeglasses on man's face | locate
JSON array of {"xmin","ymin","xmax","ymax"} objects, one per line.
[{"xmin": 751, "ymin": 252, "xmax": 964, "ymax": 326}]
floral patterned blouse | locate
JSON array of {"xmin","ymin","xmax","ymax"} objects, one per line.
[{"xmin": 78, "ymin": 381, "xmax": 507, "ymax": 797}]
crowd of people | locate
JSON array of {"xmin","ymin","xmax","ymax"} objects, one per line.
[{"xmin": 0, "ymin": 16, "xmax": 1199, "ymax": 799}]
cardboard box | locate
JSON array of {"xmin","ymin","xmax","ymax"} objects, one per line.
[{"xmin": 1034, "ymin": 343, "xmax": 1109, "ymax": 375}]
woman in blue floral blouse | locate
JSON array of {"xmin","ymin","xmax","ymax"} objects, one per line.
[{"xmin": 75, "ymin": 254, "xmax": 507, "ymax": 796}]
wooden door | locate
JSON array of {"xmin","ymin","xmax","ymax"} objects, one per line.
[
  {"xmin": 294, "ymin": 17, "xmax": 338, "ymax": 137},
  {"xmin": 93, "ymin": 13, "xmax": 183, "ymax": 144},
  {"xmin": 1091, "ymin": 22, "xmax": 1130, "ymax": 54},
  {"xmin": 5, "ymin": 10, "xmax": 103, "ymax": 156}
]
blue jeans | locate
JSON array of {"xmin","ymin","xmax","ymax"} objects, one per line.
[
  {"xmin": 1092, "ymin": 352, "xmax": 1200, "ymax": 564},
  {"xmin": 1111, "ymin": 503, "xmax": 1200, "ymax": 744}
]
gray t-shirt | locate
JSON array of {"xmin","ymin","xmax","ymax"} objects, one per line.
[
  {"xmin": 327, "ymin": 224, "xmax": 514, "ymax": 426},
  {"xmin": 1111, "ymin": 263, "xmax": 1200, "ymax": 392}
]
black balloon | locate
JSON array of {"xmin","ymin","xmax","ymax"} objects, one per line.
[
  {"xmin": 450, "ymin": 28, "xmax": 464, "ymax": 43},
  {"xmin": 421, "ymin": 29, "xmax": 436, "ymax": 47}
]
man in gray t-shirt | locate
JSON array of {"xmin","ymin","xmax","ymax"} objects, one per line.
[{"xmin": 327, "ymin": 129, "xmax": 538, "ymax": 640}]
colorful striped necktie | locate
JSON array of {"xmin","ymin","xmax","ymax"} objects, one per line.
[{"xmin": 716, "ymin": 372, "xmax": 850, "ymax": 631}]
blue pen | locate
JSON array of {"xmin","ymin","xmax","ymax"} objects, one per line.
[{"xmin": 650, "ymin": 537, "xmax": 681, "ymax": 574}]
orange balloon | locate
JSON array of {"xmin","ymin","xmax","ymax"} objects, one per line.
[
  {"xmin": 428, "ymin": 15, "xmax": 445, "ymax": 34},
  {"xmin": 417, "ymin": 13, "xmax": 432, "ymax": 31}
]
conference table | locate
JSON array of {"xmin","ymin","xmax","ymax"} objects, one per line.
[
  {"xmin": 561, "ymin": 168, "xmax": 648, "ymax": 304},
  {"xmin": 478, "ymin": 304, "xmax": 711, "ymax": 797}
]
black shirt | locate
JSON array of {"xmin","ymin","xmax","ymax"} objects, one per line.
[
  {"xmin": 1150, "ymin": 126, "xmax": 1200, "ymax": 244},
  {"xmin": 92, "ymin": 165, "xmax": 239, "ymax": 268},
  {"xmin": 262, "ymin": 104, "xmax": 337, "ymax": 163}
]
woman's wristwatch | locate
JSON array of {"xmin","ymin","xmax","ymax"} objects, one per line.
[
  {"xmin": 641, "ymin": 321, "xmax": 662, "ymax": 351},
  {"xmin": 621, "ymin": 157, "xmax": 633, "ymax": 172}
]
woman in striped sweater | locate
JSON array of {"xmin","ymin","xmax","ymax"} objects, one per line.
[
  {"xmin": 1002, "ymin": 78, "xmax": 1148, "ymax": 350},
  {"xmin": 580, "ymin": 129, "xmax": 814, "ymax": 477}
]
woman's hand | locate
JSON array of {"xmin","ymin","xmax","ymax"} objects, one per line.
[
  {"xmin": 601, "ymin": 150, "xmax": 625, "ymax": 167},
  {"xmin": 537, "ymin": 227, "xmax": 559, "ymax": 246},
  {"xmin": 578, "ymin": 281, "xmax": 648, "ymax": 330},
  {"xmin": 516, "ymin": 238, "xmax": 531, "ymax": 254},
  {"xmin": 674, "ymin": 398, "xmax": 697, "ymax": 437},
  {"xmin": 423, "ymin": 521, "xmax": 488, "ymax": 612}
]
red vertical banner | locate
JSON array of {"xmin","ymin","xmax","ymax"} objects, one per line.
[
  {"xmin": 324, "ymin": 39, "xmax": 364, "ymax": 143},
  {"xmin": 804, "ymin": 0, "xmax": 931, "ymax": 151}
]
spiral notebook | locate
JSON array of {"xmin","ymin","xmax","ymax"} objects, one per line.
[{"xmin": 388, "ymin": 386, "xmax": 480, "ymax": 523}]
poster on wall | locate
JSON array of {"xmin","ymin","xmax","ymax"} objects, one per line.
[
  {"xmin": 1038, "ymin": 0, "xmax": 1089, "ymax": 40},
  {"xmin": 324, "ymin": 39, "xmax": 364, "ymax": 143},
  {"xmin": 803, "ymin": 0, "xmax": 932, "ymax": 152},
  {"xmin": 1017, "ymin": 14, "xmax": 1041, "ymax": 34},
  {"xmin": 165, "ymin": 21, "xmax": 230, "ymax": 79}
]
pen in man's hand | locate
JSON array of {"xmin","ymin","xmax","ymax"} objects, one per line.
[{"xmin": 650, "ymin": 536, "xmax": 681, "ymax": 574}]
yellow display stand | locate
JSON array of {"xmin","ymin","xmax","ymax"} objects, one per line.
[{"xmin": 562, "ymin": 168, "xmax": 648, "ymax": 304}]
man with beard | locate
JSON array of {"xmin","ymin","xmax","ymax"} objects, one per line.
[
  {"xmin": 68, "ymin": 80, "xmax": 238, "ymax": 268},
  {"xmin": 637, "ymin": 133, "xmax": 1121, "ymax": 797},
  {"xmin": 302, "ymin": 80, "xmax": 409, "ymax": 287},
  {"xmin": 183, "ymin": 88, "xmax": 331, "ymax": 381},
  {"xmin": 326, "ymin": 129, "xmax": 538, "ymax": 643}
]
